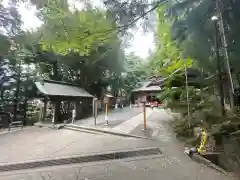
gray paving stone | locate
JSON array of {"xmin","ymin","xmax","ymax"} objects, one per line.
[{"xmin": 0, "ymin": 108, "xmax": 236, "ymax": 180}]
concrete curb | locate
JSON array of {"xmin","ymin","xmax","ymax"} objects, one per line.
[
  {"xmin": 64, "ymin": 126, "xmax": 106, "ymax": 135},
  {"xmin": 0, "ymin": 129, "xmax": 23, "ymax": 136},
  {"xmin": 0, "ymin": 127, "xmax": 33, "ymax": 136},
  {"xmin": 34, "ymin": 123, "xmax": 65, "ymax": 130},
  {"xmin": 191, "ymin": 154, "xmax": 239, "ymax": 179},
  {"xmin": 64, "ymin": 124, "xmax": 154, "ymax": 140}
]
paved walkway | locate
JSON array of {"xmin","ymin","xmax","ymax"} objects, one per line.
[
  {"xmin": 111, "ymin": 108, "xmax": 153, "ymax": 133},
  {"xmin": 129, "ymin": 108, "xmax": 173, "ymax": 141},
  {"xmin": 73, "ymin": 107, "xmax": 172, "ymax": 141},
  {"xmin": 0, "ymin": 127, "xmax": 154, "ymax": 164},
  {"xmin": 75, "ymin": 107, "xmax": 143, "ymax": 128},
  {"xmin": 0, "ymin": 108, "xmax": 236, "ymax": 180}
]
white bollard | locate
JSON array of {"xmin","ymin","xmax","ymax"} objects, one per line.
[
  {"xmin": 72, "ymin": 109, "xmax": 76, "ymax": 124},
  {"xmin": 52, "ymin": 109, "xmax": 55, "ymax": 128}
]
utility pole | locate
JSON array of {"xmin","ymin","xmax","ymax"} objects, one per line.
[
  {"xmin": 216, "ymin": 0, "xmax": 235, "ymax": 110},
  {"xmin": 212, "ymin": 16, "xmax": 225, "ymax": 116},
  {"xmin": 184, "ymin": 59, "xmax": 191, "ymax": 128},
  {"xmin": 200, "ymin": 68, "xmax": 204, "ymax": 102}
]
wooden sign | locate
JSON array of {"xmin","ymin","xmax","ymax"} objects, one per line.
[
  {"xmin": 103, "ymin": 96, "xmax": 109, "ymax": 104},
  {"xmin": 92, "ymin": 98, "xmax": 98, "ymax": 117},
  {"xmin": 140, "ymin": 95, "xmax": 147, "ymax": 103}
]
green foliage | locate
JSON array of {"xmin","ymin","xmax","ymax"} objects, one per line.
[
  {"xmin": 19, "ymin": 1, "xmax": 127, "ymax": 98},
  {"xmin": 169, "ymin": 0, "xmax": 216, "ymax": 72},
  {"xmin": 36, "ymin": 0, "xmax": 116, "ymax": 55},
  {"xmin": 1, "ymin": 0, "xmax": 137, "ymax": 122},
  {"xmin": 166, "ymin": 74, "xmax": 184, "ymax": 87},
  {"xmin": 171, "ymin": 116, "xmax": 194, "ymax": 138},
  {"xmin": 150, "ymin": 1, "xmax": 240, "ymax": 139},
  {"xmin": 158, "ymin": 87, "xmax": 183, "ymax": 102},
  {"xmin": 123, "ymin": 53, "xmax": 148, "ymax": 95},
  {"xmin": 0, "ymin": 1, "xmax": 22, "ymax": 34},
  {"xmin": 102, "ymin": 0, "xmax": 159, "ymax": 31},
  {"xmin": 168, "ymin": 0, "xmax": 240, "ymax": 75},
  {"xmin": 149, "ymin": 5, "xmax": 193, "ymax": 78}
]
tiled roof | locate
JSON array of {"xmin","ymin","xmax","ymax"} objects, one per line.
[
  {"xmin": 35, "ymin": 80, "xmax": 94, "ymax": 98},
  {"xmin": 132, "ymin": 85, "xmax": 162, "ymax": 92}
]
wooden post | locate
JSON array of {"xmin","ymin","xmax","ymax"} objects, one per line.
[
  {"xmin": 75, "ymin": 100, "xmax": 81, "ymax": 120},
  {"xmin": 54, "ymin": 100, "xmax": 61, "ymax": 124},
  {"xmin": 103, "ymin": 95, "xmax": 110, "ymax": 126},
  {"xmin": 105, "ymin": 103, "xmax": 108, "ymax": 125},
  {"xmin": 72, "ymin": 108, "xmax": 75, "ymax": 124},
  {"xmin": 140, "ymin": 94, "xmax": 147, "ymax": 131},
  {"xmin": 42, "ymin": 99, "xmax": 47, "ymax": 122},
  {"xmin": 52, "ymin": 108, "xmax": 55, "ymax": 127},
  {"xmin": 143, "ymin": 102, "xmax": 147, "ymax": 130},
  {"xmin": 92, "ymin": 98, "xmax": 98, "ymax": 126}
]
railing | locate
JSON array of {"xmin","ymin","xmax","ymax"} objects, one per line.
[{"xmin": 8, "ymin": 121, "xmax": 23, "ymax": 131}]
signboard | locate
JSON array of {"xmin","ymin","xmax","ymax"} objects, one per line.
[
  {"xmin": 140, "ymin": 95, "xmax": 147, "ymax": 103},
  {"xmin": 103, "ymin": 96, "xmax": 109, "ymax": 104},
  {"xmin": 92, "ymin": 98, "xmax": 98, "ymax": 116}
]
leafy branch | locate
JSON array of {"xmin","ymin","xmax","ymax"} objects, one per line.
[{"xmin": 47, "ymin": 0, "xmax": 168, "ymax": 44}]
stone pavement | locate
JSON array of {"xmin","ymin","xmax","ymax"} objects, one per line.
[
  {"xmin": 75, "ymin": 107, "xmax": 143, "ymax": 128},
  {"xmin": 0, "ymin": 108, "xmax": 237, "ymax": 179},
  {"xmin": 71, "ymin": 107, "xmax": 154, "ymax": 135},
  {"xmin": 71, "ymin": 108, "xmax": 171, "ymax": 141},
  {"xmin": 0, "ymin": 128, "xmax": 24, "ymax": 136},
  {"xmin": 0, "ymin": 127, "xmax": 154, "ymax": 164},
  {"xmin": 111, "ymin": 108, "xmax": 153, "ymax": 134},
  {"xmin": 129, "ymin": 108, "xmax": 173, "ymax": 141},
  {"xmin": 0, "ymin": 146, "xmax": 235, "ymax": 180}
]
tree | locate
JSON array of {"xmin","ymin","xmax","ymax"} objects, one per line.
[
  {"xmin": 0, "ymin": 0, "xmax": 22, "ymax": 35},
  {"xmin": 102, "ymin": 0, "xmax": 167, "ymax": 29},
  {"xmin": 23, "ymin": 0, "xmax": 126, "ymax": 97},
  {"xmin": 122, "ymin": 52, "xmax": 148, "ymax": 95},
  {"xmin": 149, "ymin": 5, "xmax": 192, "ymax": 76},
  {"xmin": 167, "ymin": 0, "xmax": 215, "ymax": 72},
  {"xmin": 147, "ymin": 1, "xmax": 240, "ymax": 141},
  {"xmin": 168, "ymin": 0, "xmax": 240, "ymax": 78},
  {"xmin": 30, "ymin": 0, "xmax": 118, "ymax": 56}
]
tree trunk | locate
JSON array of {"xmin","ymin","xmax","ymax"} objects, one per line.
[
  {"xmin": 0, "ymin": 88, "xmax": 4, "ymax": 100},
  {"xmin": 52, "ymin": 61, "xmax": 60, "ymax": 81},
  {"xmin": 13, "ymin": 73, "xmax": 20, "ymax": 122},
  {"xmin": 23, "ymin": 96, "xmax": 27, "ymax": 125},
  {"xmin": 222, "ymin": 75, "xmax": 231, "ymax": 106}
]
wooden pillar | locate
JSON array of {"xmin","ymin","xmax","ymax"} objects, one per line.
[
  {"xmin": 42, "ymin": 98, "xmax": 47, "ymax": 122},
  {"xmin": 67, "ymin": 101, "xmax": 70, "ymax": 113},
  {"xmin": 75, "ymin": 99, "xmax": 82, "ymax": 120},
  {"xmin": 54, "ymin": 99, "xmax": 61, "ymax": 124},
  {"xmin": 143, "ymin": 102, "xmax": 147, "ymax": 130}
]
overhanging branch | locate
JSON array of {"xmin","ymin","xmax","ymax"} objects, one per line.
[{"xmin": 76, "ymin": 0, "xmax": 168, "ymax": 42}]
